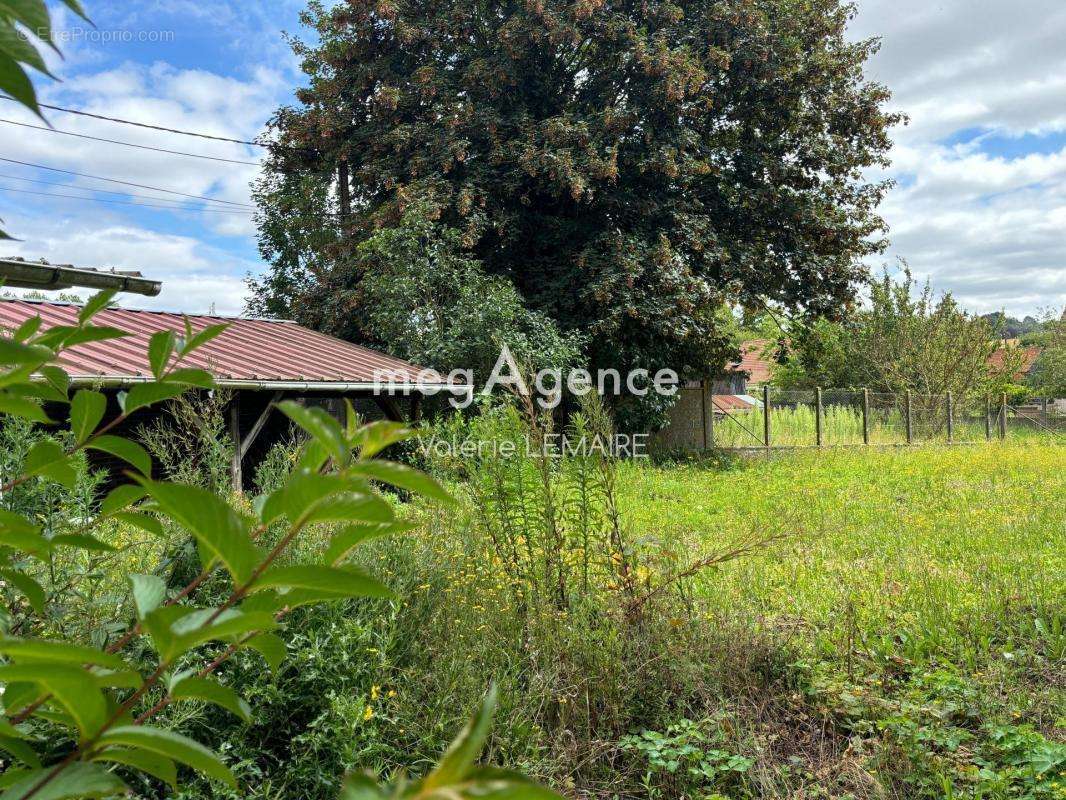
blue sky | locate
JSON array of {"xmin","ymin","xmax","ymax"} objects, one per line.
[{"xmin": 1, "ymin": 0, "xmax": 1064, "ymax": 317}]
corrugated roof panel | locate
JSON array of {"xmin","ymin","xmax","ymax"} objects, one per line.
[{"xmin": 0, "ymin": 299, "xmax": 453, "ymax": 388}]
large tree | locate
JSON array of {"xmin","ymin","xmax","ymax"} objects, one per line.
[{"xmin": 251, "ymin": 0, "xmax": 900, "ymax": 424}]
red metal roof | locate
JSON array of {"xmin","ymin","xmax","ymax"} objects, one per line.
[{"xmin": 0, "ymin": 299, "xmax": 452, "ymax": 388}]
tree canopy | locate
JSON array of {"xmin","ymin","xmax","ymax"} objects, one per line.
[{"xmin": 251, "ymin": 0, "xmax": 901, "ymax": 425}]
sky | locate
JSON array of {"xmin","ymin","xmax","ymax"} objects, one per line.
[{"xmin": 0, "ymin": 1, "xmax": 1063, "ymax": 318}]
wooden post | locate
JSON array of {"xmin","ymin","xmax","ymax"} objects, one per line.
[
  {"xmin": 229, "ymin": 395, "xmax": 242, "ymax": 493},
  {"xmin": 905, "ymin": 390, "xmax": 913, "ymax": 445},
  {"xmin": 862, "ymin": 388, "xmax": 870, "ymax": 446},
  {"xmin": 815, "ymin": 387, "xmax": 823, "ymax": 447},
  {"xmin": 985, "ymin": 397, "xmax": 992, "ymax": 440},
  {"xmin": 762, "ymin": 384, "xmax": 771, "ymax": 448},
  {"xmin": 999, "ymin": 392, "xmax": 1008, "ymax": 440},
  {"xmin": 946, "ymin": 391, "xmax": 954, "ymax": 443},
  {"xmin": 702, "ymin": 381, "xmax": 714, "ymax": 450},
  {"xmin": 411, "ymin": 393, "xmax": 424, "ymax": 425}
]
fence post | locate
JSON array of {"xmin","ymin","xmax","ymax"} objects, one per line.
[
  {"xmin": 999, "ymin": 392, "xmax": 1007, "ymax": 440},
  {"xmin": 985, "ymin": 397, "xmax": 992, "ymax": 440},
  {"xmin": 763, "ymin": 384, "xmax": 771, "ymax": 448},
  {"xmin": 905, "ymin": 390, "xmax": 913, "ymax": 445},
  {"xmin": 862, "ymin": 388, "xmax": 870, "ymax": 446},
  {"xmin": 946, "ymin": 391, "xmax": 954, "ymax": 443},
  {"xmin": 815, "ymin": 387, "xmax": 824, "ymax": 447}
]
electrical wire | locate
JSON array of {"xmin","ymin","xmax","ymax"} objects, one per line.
[
  {"xmin": 0, "ymin": 172, "xmax": 209, "ymax": 204},
  {"xmin": 0, "ymin": 95, "xmax": 271, "ymax": 147},
  {"xmin": 0, "ymin": 184, "xmax": 254, "ymax": 214},
  {"xmin": 0, "ymin": 119, "xmax": 263, "ymax": 165},
  {"xmin": 0, "ymin": 156, "xmax": 256, "ymax": 208}
]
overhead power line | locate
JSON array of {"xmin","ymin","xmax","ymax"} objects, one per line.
[
  {"xmin": 0, "ymin": 156, "xmax": 256, "ymax": 209},
  {"xmin": 0, "ymin": 95, "xmax": 270, "ymax": 147},
  {"xmin": 0, "ymin": 185, "xmax": 254, "ymax": 214},
  {"xmin": 0, "ymin": 119, "xmax": 263, "ymax": 166},
  {"xmin": 0, "ymin": 172, "xmax": 251, "ymax": 209}
]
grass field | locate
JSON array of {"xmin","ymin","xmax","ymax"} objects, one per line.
[
  {"xmin": 621, "ymin": 443, "xmax": 1065, "ymax": 660},
  {"xmin": 616, "ymin": 443, "xmax": 1065, "ymax": 797}
]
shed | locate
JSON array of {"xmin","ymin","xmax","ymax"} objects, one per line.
[{"xmin": 0, "ymin": 299, "xmax": 464, "ymax": 489}]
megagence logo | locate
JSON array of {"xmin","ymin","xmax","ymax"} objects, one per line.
[{"xmin": 373, "ymin": 344, "xmax": 679, "ymax": 409}]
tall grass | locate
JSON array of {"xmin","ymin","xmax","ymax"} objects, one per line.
[{"xmin": 710, "ymin": 400, "xmax": 1059, "ymax": 447}]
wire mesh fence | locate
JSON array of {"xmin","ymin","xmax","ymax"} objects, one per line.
[{"xmin": 699, "ymin": 387, "xmax": 1064, "ymax": 451}]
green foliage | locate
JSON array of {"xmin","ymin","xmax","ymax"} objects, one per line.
[
  {"xmin": 619, "ymin": 718, "xmax": 754, "ymax": 797},
  {"xmin": 1028, "ymin": 311, "xmax": 1066, "ymax": 397},
  {"xmin": 350, "ymin": 203, "xmax": 583, "ymax": 378},
  {"xmin": 253, "ymin": 0, "xmax": 901, "ymax": 421},
  {"xmin": 0, "ymin": 293, "xmax": 561, "ymax": 800},
  {"xmin": 774, "ymin": 269, "xmax": 1022, "ymax": 402}
]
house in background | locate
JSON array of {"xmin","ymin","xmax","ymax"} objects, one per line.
[{"xmin": 654, "ymin": 340, "xmax": 776, "ymax": 452}]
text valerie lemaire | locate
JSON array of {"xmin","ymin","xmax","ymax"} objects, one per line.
[
  {"xmin": 418, "ymin": 432, "xmax": 651, "ymax": 460},
  {"xmin": 372, "ymin": 344, "xmax": 680, "ymax": 409}
]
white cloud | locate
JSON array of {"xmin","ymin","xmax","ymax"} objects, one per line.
[
  {"xmin": 850, "ymin": 0, "xmax": 1066, "ymax": 316},
  {"xmin": 1, "ymin": 214, "xmax": 255, "ymax": 315}
]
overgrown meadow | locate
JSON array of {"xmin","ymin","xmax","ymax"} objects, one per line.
[{"xmin": 3, "ymin": 394, "xmax": 1063, "ymax": 800}]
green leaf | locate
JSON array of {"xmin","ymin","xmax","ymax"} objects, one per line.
[
  {"xmin": 350, "ymin": 421, "xmax": 417, "ymax": 459},
  {"xmin": 443, "ymin": 766, "xmax": 566, "ymax": 799},
  {"xmin": 147, "ymin": 330, "xmax": 175, "ymax": 379},
  {"xmin": 135, "ymin": 480, "xmax": 259, "ymax": 582},
  {"xmin": 179, "ymin": 322, "xmax": 228, "ymax": 356},
  {"xmin": 0, "ymin": 762, "xmax": 127, "ymax": 800},
  {"xmin": 69, "ymin": 389, "xmax": 106, "ymax": 443},
  {"xmin": 169, "ymin": 609, "xmax": 278, "ymax": 655},
  {"xmin": 325, "ymin": 522, "xmax": 416, "ymax": 565},
  {"xmin": 0, "ymin": 638, "xmax": 127, "ymax": 669},
  {"xmin": 0, "ymin": 569, "xmax": 44, "ymax": 613},
  {"xmin": 97, "ymin": 726, "xmax": 236, "ymax": 788},
  {"xmin": 48, "ymin": 533, "xmax": 114, "ymax": 552},
  {"xmin": 111, "ymin": 510, "xmax": 164, "ymax": 537},
  {"xmin": 77, "ymin": 290, "xmax": 116, "ymax": 324},
  {"xmin": 57, "ymin": 0, "xmax": 90, "ymax": 23},
  {"xmin": 277, "ymin": 401, "xmax": 350, "ymax": 466},
  {"xmin": 0, "ymin": 735, "xmax": 39, "ymax": 769},
  {"xmin": 129, "ymin": 574, "xmax": 166, "ymax": 619},
  {"xmin": 169, "ymin": 674, "xmax": 252, "ymax": 723},
  {"xmin": 164, "ymin": 367, "xmax": 214, "ymax": 388},
  {"xmin": 241, "ymin": 632, "xmax": 286, "ymax": 673},
  {"xmin": 0, "ymin": 664, "xmax": 106, "ymax": 740},
  {"xmin": 38, "ymin": 366, "xmax": 69, "ymax": 400},
  {"xmin": 340, "ymin": 774, "xmax": 386, "ymax": 800},
  {"xmin": 143, "ymin": 607, "xmax": 277, "ymax": 661},
  {"xmin": 122, "ymin": 382, "xmax": 186, "ymax": 415},
  {"xmin": 422, "ymin": 684, "xmax": 498, "ymax": 790},
  {"xmin": 350, "ymin": 460, "xmax": 454, "ymax": 504},
  {"xmin": 249, "ymin": 565, "xmax": 392, "ymax": 600},
  {"xmin": 0, "ymin": 19, "xmax": 51, "ymax": 77},
  {"xmin": 302, "ymin": 492, "xmax": 395, "ymax": 527},
  {"xmin": 86, "ymin": 435, "xmax": 152, "ymax": 477},
  {"xmin": 0, "ymin": 52, "xmax": 39, "ymax": 116},
  {"xmin": 22, "ymin": 440, "xmax": 74, "ymax": 488},
  {"xmin": 0, "ymin": 1, "xmax": 52, "ymax": 48},
  {"xmin": 0, "ymin": 394, "xmax": 50, "ymax": 423},
  {"xmin": 34, "ymin": 325, "xmax": 126, "ymax": 350},
  {"xmin": 99, "ymin": 484, "xmax": 146, "ymax": 514},
  {"xmin": 0, "ymin": 510, "xmax": 49, "ymax": 556},
  {"xmin": 92, "ymin": 747, "xmax": 177, "ymax": 788}
]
